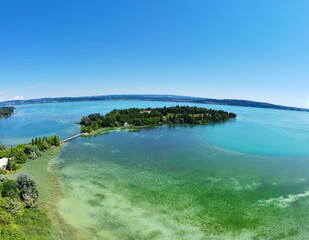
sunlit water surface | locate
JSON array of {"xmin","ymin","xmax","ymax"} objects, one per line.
[{"xmin": 1, "ymin": 100, "xmax": 309, "ymax": 239}]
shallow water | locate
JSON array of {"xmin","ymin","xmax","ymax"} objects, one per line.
[
  {"xmin": 53, "ymin": 126, "xmax": 309, "ymax": 239},
  {"xmin": 2, "ymin": 100, "xmax": 309, "ymax": 238}
]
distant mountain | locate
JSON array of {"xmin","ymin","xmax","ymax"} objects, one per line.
[{"xmin": 0, "ymin": 94, "xmax": 308, "ymax": 112}]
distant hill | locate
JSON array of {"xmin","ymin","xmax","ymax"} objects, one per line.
[{"xmin": 0, "ymin": 94, "xmax": 308, "ymax": 112}]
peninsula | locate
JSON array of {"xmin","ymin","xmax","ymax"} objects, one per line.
[{"xmin": 79, "ymin": 106, "xmax": 237, "ymax": 133}]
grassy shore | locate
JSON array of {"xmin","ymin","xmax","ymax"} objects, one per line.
[
  {"xmin": 10, "ymin": 147, "xmax": 79, "ymax": 240},
  {"xmin": 82, "ymin": 124, "xmax": 160, "ymax": 137},
  {"xmin": 6, "ymin": 126, "xmax": 155, "ymax": 239}
]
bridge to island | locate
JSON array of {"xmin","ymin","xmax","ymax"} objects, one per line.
[{"xmin": 61, "ymin": 133, "xmax": 85, "ymax": 143}]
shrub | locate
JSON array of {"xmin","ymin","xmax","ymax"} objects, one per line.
[
  {"xmin": 24, "ymin": 145, "xmax": 42, "ymax": 159},
  {"xmin": 0, "ymin": 175, "xmax": 8, "ymax": 183},
  {"xmin": 0, "ymin": 150, "xmax": 7, "ymax": 158},
  {"xmin": 14, "ymin": 173, "xmax": 39, "ymax": 208},
  {"xmin": 1, "ymin": 180, "xmax": 19, "ymax": 199},
  {"xmin": 0, "ymin": 211, "xmax": 14, "ymax": 225},
  {"xmin": 42, "ymin": 141, "xmax": 49, "ymax": 151},
  {"xmin": 0, "ymin": 145, "xmax": 10, "ymax": 153},
  {"xmin": 0, "ymin": 223, "xmax": 25, "ymax": 239},
  {"xmin": 9, "ymin": 148, "xmax": 27, "ymax": 164},
  {"xmin": 28, "ymin": 152, "xmax": 38, "ymax": 160},
  {"xmin": 15, "ymin": 164, "xmax": 22, "ymax": 171},
  {"xmin": 3, "ymin": 197, "xmax": 22, "ymax": 215}
]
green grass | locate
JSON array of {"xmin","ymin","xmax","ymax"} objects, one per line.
[
  {"xmin": 11, "ymin": 148, "xmax": 61, "ymax": 203},
  {"xmin": 9, "ymin": 147, "xmax": 79, "ymax": 240}
]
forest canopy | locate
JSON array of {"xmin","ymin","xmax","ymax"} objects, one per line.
[
  {"xmin": 0, "ymin": 107, "xmax": 15, "ymax": 118},
  {"xmin": 79, "ymin": 106, "xmax": 237, "ymax": 133}
]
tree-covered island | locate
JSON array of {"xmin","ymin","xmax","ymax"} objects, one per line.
[
  {"xmin": 79, "ymin": 106, "xmax": 237, "ymax": 133},
  {"xmin": 0, "ymin": 107, "xmax": 15, "ymax": 118}
]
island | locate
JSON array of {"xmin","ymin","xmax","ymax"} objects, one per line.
[
  {"xmin": 79, "ymin": 106, "xmax": 237, "ymax": 133},
  {"xmin": 0, "ymin": 107, "xmax": 15, "ymax": 118}
]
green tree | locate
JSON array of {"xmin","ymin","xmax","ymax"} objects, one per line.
[
  {"xmin": 7, "ymin": 157, "xmax": 17, "ymax": 171},
  {"xmin": 0, "ymin": 145, "xmax": 10, "ymax": 153},
  {"xmin": 42, "ymin": 141, "xmax": 49, "ymax": 151},
  {"xmin": 54, "ymin": 136, "xmax": 61, "ymax": 146},
  {"xmin": 9, "ymin": 147, "xmax": 27, "ymax": 164},
  {"xmin": 24, "ymin": 145, "xmax": 42, "ymax": 159},
  {"xmin": 15, "ymin": 173, "xmax": 39, "ymax": 208},
  {"xmin": 0, "ymin": 150, "xmax": 6, "ymax": 158},
  {"xmin": 2, "ymin": 180, "xmax": 20, "ymax": 199}
]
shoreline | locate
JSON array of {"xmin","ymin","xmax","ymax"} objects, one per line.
[
  {"xmin": 10, "ymin": 147, "xmax": 82, "ymax": 239},
  {"xmin": 7, "ymin": 121, "xmax": 232, "ymax": 239},
  {"xmin": 82, "ymin": 125, "xmax": 154, "ymax": 136},
  {"xmin": 80, "ymin": 121, "xmax": 231, "ymax": 137}
]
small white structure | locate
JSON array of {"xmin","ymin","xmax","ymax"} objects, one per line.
[
  {"xmin": 140, "ymin": 110, "xmax": 152, "ymax": 114},
  {"xmin": 0, "ymin": 158, "xmax": 8, "ymax": 169},
  {"xmin": 124, "ymin": 122, "xmax": 130, "ymax": 127}
]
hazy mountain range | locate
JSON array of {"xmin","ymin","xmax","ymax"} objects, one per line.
[{"xmin": 0, "ymin": 94, "xmax": 308, "ymax": 112}]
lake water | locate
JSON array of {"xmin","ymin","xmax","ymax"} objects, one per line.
[{"xmin": 1, "ymin": 100, "xmax": 309, "ymax": 239}]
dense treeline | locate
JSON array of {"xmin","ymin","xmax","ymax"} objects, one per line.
[
  {"xmin": 0, "ymin": 173, "xmax": 51, "ymax": 239},
  {"xmin": 0, "ymin": 107, "xmax": 15, "ymax": 118},
  {"xmin": 0, "ymin": 135, "xmax": 60, "ymax": 174},
  {"xmin": 80, "ymin": 106, "xmax": 237, "ymax": 133}
]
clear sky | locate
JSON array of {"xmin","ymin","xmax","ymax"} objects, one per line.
[{"xmin": 0, "ymin": 0, "xmax": 309, "ymax": 108}]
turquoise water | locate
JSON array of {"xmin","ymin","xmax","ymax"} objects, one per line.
[
  {"xmin": 1, "ymin": 100, "xmax": 309, "ymax": 239},
  {"xmin": 1, "ymin": 100, "xmax": 309, "ymax": 156},
  {"xmin": 53, "ymin": 126, "xmax": 309, "ymax": 239}
]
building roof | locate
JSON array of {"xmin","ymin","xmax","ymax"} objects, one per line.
[{"xmin": 0, "ymin": 158, "xmax": 8, "ymax": 169}]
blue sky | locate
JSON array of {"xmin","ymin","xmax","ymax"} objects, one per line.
[{"xmin": 0, "ymin": 0, "xmax": 309, "ymax": 108}]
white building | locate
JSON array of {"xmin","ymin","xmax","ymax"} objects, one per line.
[{"xmin": 0, "ymin": 158, "xmax": 8, "ymax": 169}]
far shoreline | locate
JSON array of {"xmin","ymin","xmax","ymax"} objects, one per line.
[{"xmin": 1, "ymin": 95, "xmax": 308, "ymax": 113}]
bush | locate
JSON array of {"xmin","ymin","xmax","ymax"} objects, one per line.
[
  {"xmin": 22, "ymin": 194, "xmax": 38, "ymax": 208},
  {"xmin": 9, "ymin": 148, "xmax": 27, "ymax": 164},
  {"xmin": 14, "ymin": 173, "xmax": 39, "ymax": 208},
  {"xmin": 24, "ymin": 145, "xmax": 42, "ymax": 159},
  {"xmin": 14, "ymin": 208, "xmax": 52, "ymax": 239},
  {"xmin": 1, "ymin": 180, "xmax": 19, "ymax": 199},
  {"xmin": 28, "ymin": 152, "xmax": 38, "ymax": 160},
  {"xmin": 0, "ymin": 211, "xmax": 14, "ymax": 225},
  {"xmin": 3, "ymin": 197, "xmax": 22, "ymax": 215},
  {"xmin": 0, "ymin": 150, "xmax": 7, "ymax": 158},
  {"xmin": 0, "ymin": 223, "xmax": 25, "ymax": 239},
  {"xmin": 0, "ymin": 175, "xmax": 8, "ymax": 183},
  {"xmin": 41, "ymin": 142, "xmax": 49, "ymax": 151},
  {"xmin": 15, "ymin": 164, "xmax": 22, "ymax": 171},
  {"xmin": 0, "ymin": 145, "xmax": 10, "ymax": 153}
]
